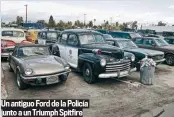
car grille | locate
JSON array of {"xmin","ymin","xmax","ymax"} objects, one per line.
[
  {"xmin": 105, "ymin": 60, "xmax": 131, "ymax": 72},
  {"xmin": 151, "ymin": 55, "xmax": 164, "ymax": 61}
]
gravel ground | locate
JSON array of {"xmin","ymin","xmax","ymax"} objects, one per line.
[{"xmin": 1, "ymin": 61, "xmax": 174, "ymax": 117}]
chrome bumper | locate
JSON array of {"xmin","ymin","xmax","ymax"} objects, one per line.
[
  {"xmin": 20, "ymin": 70, "xmax": 71, "ymax": 79},
  {"xmin": 98, "ymin": 67, "xmax": 137, "ymax": 78},
  {"xmin": 155, "ymin": 58, "xmax": 165, "ymax": 63},
  {"xmin": 1, "ymin": 53, "xmax": 9, "ymax": 58}
]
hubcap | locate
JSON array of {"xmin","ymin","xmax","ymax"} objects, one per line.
[
  {"xmin": 17, "ymin": 73, "xmax": 20, "ymax": 87},
  {"xmin": 85, "ymin": 68, "xmax": 90, "ymax": 76}
]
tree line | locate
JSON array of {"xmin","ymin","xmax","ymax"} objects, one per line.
[{"xmin": 2, "ymin": 15, "xmax": 173, "ymax": 30}]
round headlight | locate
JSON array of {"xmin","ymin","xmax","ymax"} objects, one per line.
[
  {"xmin": 25, "ymin": 68, "xmax": 33, "ymax": 75},
  {"xmin": 65, "ymin": 66, "xmax": 70, "ymax": 70},
  {"xmin": 131, "ymin": 54, "xmax": 135, "ymax": 61},
  {"xmin": 100, "ymin": 59, "xmax": 106, "ymax": 67}
]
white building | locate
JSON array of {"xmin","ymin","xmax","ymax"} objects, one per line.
[{"xmin": 141, "ymin": 26, "xmax": 174, "ymax": 32}]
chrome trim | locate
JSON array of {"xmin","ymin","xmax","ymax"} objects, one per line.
[
  {"xmin": 99, "ymin": 67, "xmax": 136, "ymax": 78},
  {"xmin": 20, "ymin": 70, "xmax": 71, "ymax": 79},
  {"xmin": 155, "ymin": 58, "xmax": 165, "ymax": 63}
]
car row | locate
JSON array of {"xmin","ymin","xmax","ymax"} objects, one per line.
[{"xmin": 1, "ymin": 28, "xmax": 173, "ymax": 90}]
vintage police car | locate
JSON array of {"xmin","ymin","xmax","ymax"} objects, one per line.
[{"xmin": 52, "ymin": 29, "xmax": 136, "ymax": 84}]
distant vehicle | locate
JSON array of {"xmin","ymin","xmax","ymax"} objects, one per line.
[
  {"xmin": 132, "ymin": 37, "xmax": 174, "ymax": 65},
  {"xmin": 137, "ymin": 29, "xmax": 156, "ymax": 36},
  {"xmin": 52, "ymin": 29, "xmax": 136, "ymax": 83},
  {"xmin": 1, "ymin": 28, "xmax": 31, "ymax": 59},
  {"xmin": 144, "ymin": 34, "xmax": 174, "ymax": 45},
  {"xmin": 103, "ymin": 34, "xmax": 113, "ymax": 40},
  {"xmin": 109, "ymin": 31, "xmax": 142, "ymax": 39},
  {"xmin": 105, "ymin": 38, "xmax": 165, "ymax": 70},
  {"xmin": 162, "ymin": 31, "xmax": 174, "ymax": 37},
  {"xmin": 8, "ymin": 44, "xmax": 71, "ymax": 90},
  {"xmin": 35, "ymin": 30, "xmax": 61, "ymax": 51}
]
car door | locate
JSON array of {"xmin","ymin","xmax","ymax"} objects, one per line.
[
  {"xmin": 58, "ymin": 33, "xmax": 68, "ymax": 61},
  {"xmin": 66, "ymin": 34, "xmax": 79, "ymax": 68}
]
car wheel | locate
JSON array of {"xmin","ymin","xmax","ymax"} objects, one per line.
[
  {"xmin": 83, "ymin": 63, "xmax": 96, "ymax": 84},
  {"xmin": 9, "ymin": 64, "xmax": 13, "ymax": 72},
  {"xmin": 136, "ymin": 64, "xmax": 140, "ymax": 71},
  {"xmin": 16, "ymin": 70, "xmax": 29, "ymax": 90},
  {"xmin": 165, "ymin": 54, "xmax": 174, "ymax": 66}
]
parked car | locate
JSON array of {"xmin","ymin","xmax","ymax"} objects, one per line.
[
  {"xmin": 109, "ymin": 31, "xmax": 142, "ymax": 39},
  {"xmin": 105, "ymin": 38, "xmax": 165, "ymax": 70},
  {"xmin": 1, "ymin": 28, "xmax": 31, "ymax": 59},
  {"xmin": 8, "ymin": 44, "xmax": 71, "ymax": 90},
  {"xmin": 144, "ymin": 34, "xmax": 174, "ymax": 45},
  {"xmin": 52, "ymin": 29, "xmax": 136, "ymax": 84},
  {"xmin": 132, "ymin": 37, "xmax": 174, "ymax": 65},
  {"xmin": 35, "ymin": 30, "xmax": 61, "ymax": 51}
]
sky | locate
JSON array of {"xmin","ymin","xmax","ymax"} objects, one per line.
[{"xmin": 1, "ymin": 0, "xmax": 174, "ymax": 25}]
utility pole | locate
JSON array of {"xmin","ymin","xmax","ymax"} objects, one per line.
[
  {"xmin": 24, "ymin": 4, "xmax": 28, "ymax": 23},
  {"xmin": 84, "ymin": 14, "xmax": 86, "ymax": 28}
]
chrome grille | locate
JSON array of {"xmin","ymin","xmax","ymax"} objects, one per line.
[{"xmin": 106, "ymin": 60, "xmax": 131, "ymax": 72}]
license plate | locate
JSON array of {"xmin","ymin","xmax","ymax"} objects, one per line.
[
  {"xmin": 46, "ymin": 76, "xmax": 59, "ymax": 84},
  {"xmin": 119, "ymin": 71, "xmax": 129, "ymax": 77}
]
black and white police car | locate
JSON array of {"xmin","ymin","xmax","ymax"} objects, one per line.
[{"xmin": 52, "ymin": 29, "xmax": 136, "ymax": 83}]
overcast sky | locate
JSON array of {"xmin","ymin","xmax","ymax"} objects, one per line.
[{"xmin": 1, "ymin": 0, "xmax": 174, "ymax": 25}]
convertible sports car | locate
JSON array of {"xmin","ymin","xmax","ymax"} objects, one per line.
[{"xmin": 8, "ymin": 44, "xmax": 71, "ymax": 90}]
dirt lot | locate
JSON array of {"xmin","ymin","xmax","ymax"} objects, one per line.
[{"xmin": 1, "ymin": 61, "xmax": 174, "ymax": 117}]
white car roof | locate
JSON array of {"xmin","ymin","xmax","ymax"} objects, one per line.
[{"xmin": 1, "ymin": 28, "xmax": 25, "ymax": 32}]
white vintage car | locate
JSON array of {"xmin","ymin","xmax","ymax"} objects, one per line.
[{"xmin": 1, "ymin": 28, "xmax": 31, "ymax": 58}]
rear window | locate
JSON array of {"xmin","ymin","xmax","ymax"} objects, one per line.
[
  {"xmin": 109, "ymin": 32, "xmax": 131, "ymax": 39},
  {"xmin": 2, "ymin": 31, "xmax": 24, "ymax": 37},
  {"xmin": 134, "ymin": 38, "xmax": 144, "ymax": 44}
]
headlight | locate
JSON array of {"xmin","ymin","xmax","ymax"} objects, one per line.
[
  {"xmin": 65, "ymin": 66, "xmax": 70, "ymax": 70},
  {"xmin": 100, "ymin": 59, "xmax": 106, "ymax": 67},
  {"xmin": 131, "ymin": 54, "xmax": 135, "ymax": 61},
  {"xmin": 25, "ymin": 68, "xmax": 33, "ymax": 75}
]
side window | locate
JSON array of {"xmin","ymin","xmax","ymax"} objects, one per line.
[
  {"xmin": 144, "ymin": 39, "xmax": 154, "ymax": 46},
  {"xmin": 134, "ymin": 38, "xmax": 144, "ymax": 44},
  {"xmin": 60, "ymin": 33, "xmax": 68, "ymax": 44},
  {"xmin": 67, "ymin": 34, "xmax": 79, "ymax": 46}
]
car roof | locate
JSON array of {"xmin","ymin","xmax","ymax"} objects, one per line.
[
  {"xmin": 2, "ymin": 28, "xmax": 25, "ymax": 32},
  {"xmin": 17, "ymin": 44, "xmax": 48, "ymax": 48},
  {"xmin": 109, "ymin": 31, "xmax": 136, "ymax": 34},
  {"xmin": 63, "ymin": 29, "xmax": 102, "ymax": 34},
  {"xmin": 106, "ymin": 38, "xmax": 130, "ymax": 41}
]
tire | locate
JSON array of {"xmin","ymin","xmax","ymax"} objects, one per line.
[
  {"xmin": 16, "ymin": 70, "xmax": 29, "ymax": 90},
  {"xmin": 9, "ymin": 64, "xmax": 13, "ymax": 72},
  {"xmin": 165, "ymin": 54, "xmax": 174, "ymax": 66},
  {"xmin": 83, "ymin": 63, "xmax": 96, "ymax": 84},
  {"xmin": 136, "ymin": 64, "xmax": 140, "ymax": 71}
]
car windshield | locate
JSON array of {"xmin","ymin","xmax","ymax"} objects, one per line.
[
  {"xmin": 117, "ymin": 40, "xmax": 138, "ymax": 49},
  {"xmin": 47, "ymin": 32, "xmax": 59, "ymax": 41},
  {"xmin": 79, "ymin": 34, "xmax": 106, "ymax": 45},
  {"xmin": 18, "ymin": 46, "xmax": 50, "ymax": 57},
  {"xmin": 2, "ymin": 31, "xmax": 24, "ymax": 37},
  {"xmin": 103, "ymin": 34, "xmax": 113, "ymax": 39},
  {"xmin": 130, "ymin": 33, "xmax": 142, "ymax": 38},
  {"xmin": 155, "ymin": 38, "xmax": 169, "ymax": 46}
]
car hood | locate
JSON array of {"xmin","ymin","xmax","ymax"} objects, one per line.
[
  {"xmin": 21, "ymin": 55, "xmax": 65, "ymax": 75},
  {"xmin": 159, "ymin": 45, "xmax": 174, "ymax": 51},
  {"xmin": 125, "ymin": 48, "xmax": 164, "ymax": 56},
  {"xmin": 81, "ymin": 43, "xmax": 122, "ymax": 52}
]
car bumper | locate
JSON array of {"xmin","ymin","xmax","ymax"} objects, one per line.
[
  {"xmin": 155, "ymin": 58, "xmax": 165, "ymax": 63},
  {"xmin": 98, "ymin": 67, "xmax": 136, "ymax": 78},
  {"xmin": 1, "ymin": 52, "xmax": 9, "ymax": 58},
  {"xmin": 20, "ymin": 70, "xmax": 71, "ymax": 85}
]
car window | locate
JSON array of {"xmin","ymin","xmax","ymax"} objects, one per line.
[
  {"xmin": 144, "ymin": 39, "xmax": 155, "ymax": 46},
  {"xmin": 2, "ymin": 31, "xmax": 24, "ymax": 37},
  {"xmin": 41, "ymin": 32, "xmax": 47, "ymax": 39},
  {"xmin": 47, "ymin": 32, "xmax": 58, "ymax": 41},
  {"xmin": 134, "ymin": 38, "xmax": 144, "ymax": 44},
  {"xmin": 60, "ymin": 33, "xmax": 68, "ymax": 44},
  {"xmin": 67, "ymin": 34, "xmax": 78, "ymax": 46},
  {"xmin": 110, "ymin": 32, "xmax": 131, "ymax": 39}
]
